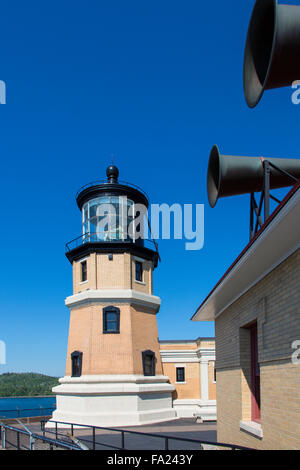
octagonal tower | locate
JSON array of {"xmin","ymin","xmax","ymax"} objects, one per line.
[{"xmin": 48, "ymin": 166, "xmax": 176, "ymax": 427}]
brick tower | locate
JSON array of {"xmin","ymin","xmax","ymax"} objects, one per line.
[{"xmin": 49, "ymin": 165, "xmax": 175, "ymax": 427}]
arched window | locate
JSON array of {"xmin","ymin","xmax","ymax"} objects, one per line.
[
  {"xmin": 71, "ymin": 351, "xmax": 83, "ymax": 377},
  {"xmin": 103, "ymin": 306, "xmax": 120, "ymax": 334},
  {"xmin": 142, "ymin": 350, "xmax": 155, "ymax": 376}
]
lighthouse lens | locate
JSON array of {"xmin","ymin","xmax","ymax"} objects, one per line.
[{"xmin": 82, "ymin": 196, "xmax": 138, "ymax": 243}]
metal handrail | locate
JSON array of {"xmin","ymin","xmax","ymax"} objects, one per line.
[
  {"xmin": 15, "ymin": 419, "xmax": 35, "ymax": 450},
  {"xmin": 0, "ymin": 421, "xmax": 80, "ymax": 450},
  {"xmin": 76, "ymin": 179, "xmax": 149, "ymax": 201},
  {"xmin": 0, "ymin": 405, "xmax": 55, "ymax": 419},
  {"xmin": 42, "ymin": 419, "xmax": 254, "ymax": 451}
]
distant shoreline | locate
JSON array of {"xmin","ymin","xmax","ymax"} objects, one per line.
[{"xmin": 0, "ymin": 395, "xmax": 55, "ymax": 399}]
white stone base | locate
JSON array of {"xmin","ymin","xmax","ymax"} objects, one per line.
[
  {"xmin": 173, "ymin": 399, "xmax": 216, "ymax": 421},
  {"xmin": 46, "ymin": 375, "xmax": 177, "ymax": 428}
]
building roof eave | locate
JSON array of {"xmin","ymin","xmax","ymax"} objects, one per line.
[{"xmin": 192, "ymin": 181, "xmax": 300, "ymax": 322}]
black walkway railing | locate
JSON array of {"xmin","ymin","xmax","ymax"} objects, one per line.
[
  {"xmin": 0, "ymin": 405, "xmax": 56, "ymax": 419},
  {"xmin": 0, "ymin": 421, "xmax": 80, "ymax": 450},
  {"xmin": 41, "ymin": 419, "xmax": 253, "ymax": 451}
]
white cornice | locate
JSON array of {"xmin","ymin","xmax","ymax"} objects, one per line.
[
  {"xmin": 53, "ymin": 374, "xmax": 175, "ymax": 395},
  {"xmin": 160, "ymin": 348, "xmax": 215, "ymax": 363},
  {"xmin": 193, "ymin": 187, "xmax": 300, "ymax": 321},
  {"xmin": 65, "ymin": 289, "xmax": 161, "ymax": 312},
  {"xmin": 58, "ymin": 374, "xmax": 171, "ymax": 384},
  {"xmin": 159, "ymin": 337, "xmax": 215, "ymax": 344}
]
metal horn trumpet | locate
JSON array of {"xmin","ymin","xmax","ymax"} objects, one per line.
[
  {"xmin": 207, "ymin": 145, "xmax": 300, "ymax": 208},
  {"xmin": 244, "ymin": 0, "xmax": 300, "ymax": 108}
]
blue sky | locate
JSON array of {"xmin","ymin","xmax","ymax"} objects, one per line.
[{"xmin": 0, "ymin": 0, "xmax": 299, "ymax": 376}]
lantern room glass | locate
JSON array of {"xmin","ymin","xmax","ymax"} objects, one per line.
[{"xmin": 82, "ymin": 196, "xmax": 141, "ymax": 242}]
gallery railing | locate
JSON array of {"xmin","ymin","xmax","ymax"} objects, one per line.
[{"xmin": 65, "ymin": 232, "xmax": 158, "ymax": 253}]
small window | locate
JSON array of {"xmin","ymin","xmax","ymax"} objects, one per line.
[
  {"xmin": 135, "ymin": 261, "xmax": 143, "ymax": 282},
  {"xmin": 71, "ymin": 351, "xmax": 83, "ymax": 377},
  {"xmin": 103, "ymin": 306, "xmax": 120, "ymax": 334},
  {"xmin": 214, "ymin": 366, "xmax": 216, "ymax": 382},
  {"xmin": 176, "ymin": 367, "xmax": 185, "ymax": 383},
  {"xmin": 142, "ymin": 350, "xmax": 155, "ymax": 376},
  {"xmin": 81, "ymin": 260, "xmax": 87, "ymax": 282}
]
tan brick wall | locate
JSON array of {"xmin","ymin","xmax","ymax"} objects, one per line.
[
  {"xmin": 131, "ymin": 304, "xmax": 163, "ymax": 375},
  {"xmin": 208, "ymin": 361, "xmax": 216, "ymax": 400},
  {"xmin": 68, "ymin": 252, "xmax": 159, "ymax": 377},
  {"xmin": 159, "ymin": 340, "xmax": 215, "ymax": 351},
  {"xmin": 72, "ymin": 253, "xmax": 98, "ymax": 292},
  {"xmin": 97, "ymin": 253, "xmax": 130, "ymax": 290},
  {"xmin": 216, "ymin": 248, "xmax": 300, "ymax": 449},
  {"xmin": 159, "ymin": 343, "xmax": 198, "ymax": 351},
  {"xmin": 73, "ymin": 253, "xmax": 153, "ymax": 293},
  {"xmin": 66, "ymin": 302, "xmax": 162, "ymax": 377},
  {"xmin": 65, "ymin": 303, "xmax": 134, "ymax": 375},
  {"xmin": 160, "ymin": 340, "xmax": 216, "ymax": 401},
  {"xmin": 217, "ymin": 362, "xmax": 300, "ymax": 450},
  {"xmin": 162, "ymin": 362, "xmax": 201, "ymax": 400},
  {"xmin": 199, "ymin": 340, "xmax": 215, "ymax": 349},
  {"xmin": 131, "ymin": 258, "xmax": 153, "ymax": 294}
]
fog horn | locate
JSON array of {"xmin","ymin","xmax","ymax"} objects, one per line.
[
  {"xmin": 244, "ymin": 0, "xmax": 300, "ymax": 108},
  {"xmin": 207, "ymin": 144, "xmax": 300, "ymax": 208}
]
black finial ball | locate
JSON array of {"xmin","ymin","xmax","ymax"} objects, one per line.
[{"xmin": 106, "ymin": 165, "xmax": 119, "ymax": 182}]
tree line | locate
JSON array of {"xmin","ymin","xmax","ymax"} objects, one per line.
[{"xmin": 0, "ymin": 373, "xmax": 59, "ymax": 397}]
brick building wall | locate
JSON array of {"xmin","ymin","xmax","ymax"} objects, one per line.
[
  {"xmin": 162, "ymin": 362, "xmax": 202, "ymax": 400},
  {"xmin": 159, "ymin": 339, "xmax": 216, "ymax": 419},
  {"xmin": 216, "ymin": 248, "xmax": 300, "ymax": 449}
]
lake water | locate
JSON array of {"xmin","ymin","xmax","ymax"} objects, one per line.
[{"xmin": 0, "ymin": 396, "xmax": 56, "ymax": 419}]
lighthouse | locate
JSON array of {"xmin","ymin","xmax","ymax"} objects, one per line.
[{"xmin": 49, "ymin": 165, "xmax": 176, "ymax": 427}]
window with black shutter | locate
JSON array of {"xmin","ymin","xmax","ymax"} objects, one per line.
[
  {"xmin": 135, "ymin": 261, "xmax": 143, "ymax": 282},
  {"xmin": 142, "ymin": 350, "xmax": 155, "ymax": 376},
  {"xmin": 71, "ymin": 351, "xmax": 83, "ymax": 377},
  {"xmin": 103, "ymin": 306, "xmax": 120, "ymax": 334},
  {"xmin": 81, "ymin": 260, "xmax": 87, "ymax": 282}
]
